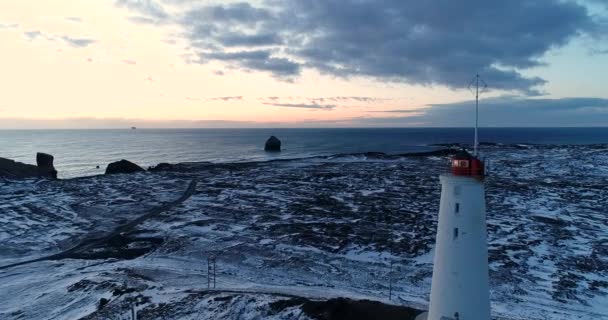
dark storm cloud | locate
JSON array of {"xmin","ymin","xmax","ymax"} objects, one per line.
[
  {"xmin": 117, "ymin": 0, "xmax": 605, "ymax": 93},
  {"xmin": 263, "ymin": 102, "xmax": 336, "ymax": 110},
  {"xmin": 217, "ymin": 32, "xmax": 281, "ymax": 47},
  {"xmin": 62, "ymin": 36, "xmax": 96, "ymax": 48},
  {"xmin": 201, "ymin": 50, "xmax": 300, "ymax": 78},
  {"xmin": 356, "ymin": 96, "xmax": 608, "ymax": 126}
]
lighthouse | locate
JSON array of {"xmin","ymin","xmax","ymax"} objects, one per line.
[
  {"xmin": 425, "ymin": 150, "xmax": 490, "ymax": 320},
  {"xmin": 415, "ymin": 74, "xmax": 490, "ymax": 320}
]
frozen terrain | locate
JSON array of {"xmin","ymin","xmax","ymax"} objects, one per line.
[{"xmin": 0, "ymin": 144, "xmax": 606, "ymax": 319}]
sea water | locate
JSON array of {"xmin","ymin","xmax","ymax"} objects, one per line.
[{"xmin": 1, "ymin": 127, "xmax": 606, "ymax": 178}]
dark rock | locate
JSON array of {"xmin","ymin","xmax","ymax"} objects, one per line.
[
  {"xmin": 98, "ymin": 298, "xmax": 109, "ymax": 310},
  {"xmin": 105, "ymin": 160, "xmax": 144, "ymax": 175},
  {"xmin": 269, "ymin": 297, "xmax": 422, "ymax": 320},
  {"xmin": 265, "ymin": 136, "xmax": 281, "ymax": 152},
  {"xmin": 36, "ymin": 152, "xmax": 53, "ymax": 168},
  {"xmin": 0, "ymin": 155, "xmax": 57, "ymax": 179},
  {"xmin": 148, "ymin": 163, "xmax": 174, "ymax": 172},
  {"xmin": 36, "ymin": 152, "xmax": 57, "ymax": 179}
]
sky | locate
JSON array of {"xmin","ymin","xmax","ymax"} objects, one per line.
[{"xmin": 0, "ymin": 0, "xmax": 607, "ymax": 128}]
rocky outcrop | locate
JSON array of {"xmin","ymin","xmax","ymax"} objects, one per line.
[
  {"xmin": 105, "ymin": 160, "xmax": 145, "ymax": 175},
  {"xmin": 0, "ymin": 153, "xmax": 58, "ymax": 179},
  {"xmin": 148, "ymin": 163, "xmax": 174, "ymax": 172},
  {"xmin": 36, "ymin": 152, "xmax": 58, "ymax": 179},
  {"xmin": 264, "ymin": 136, "xmax": 281, "ymax": 152}
]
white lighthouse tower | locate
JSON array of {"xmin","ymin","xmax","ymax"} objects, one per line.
[
  {"xmin": 426, "ymin": 151, "xmax": 490, "ymax": 320},
  {"xmin": 420, "ymin": 75, "xmax": 491, "ymax": 320}
]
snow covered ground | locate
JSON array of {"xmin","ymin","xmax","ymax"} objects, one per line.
[{"xmin": 0, "ymin": 144, "xmax": 606, "ymax": 319}]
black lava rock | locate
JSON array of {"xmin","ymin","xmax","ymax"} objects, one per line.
[
  {"xmin": 105, "ymin": 159, "xmax": 145, "ymax": 175},
  {"xmin": 148, "ymin": 163, "xmax": 174, "ymax": 172},
  {"xmin": 36, "ymin": 152, "xmax": 57, "ymax": 179},
  {"xmin": 0, "ymin": 154, "xmax": 57, "ymax": 179},
  {"xmin": 98, "ymin": 298, "xmax": 109, "ymax": 310},
  {"xmin": 265, "ymin": 136, "xmax": 281, "ymax": 152}
]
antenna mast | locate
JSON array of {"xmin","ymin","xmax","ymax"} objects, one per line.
[{"xmin": 468, "ymin": 74, "xmax": 487, "ymax": 156}]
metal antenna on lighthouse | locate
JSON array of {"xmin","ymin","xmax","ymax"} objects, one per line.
[{"xmin": 468, "ymin": 74, "xmax": 488, "ymax": 156}]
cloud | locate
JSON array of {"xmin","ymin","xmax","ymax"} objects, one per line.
[
  {"xmin": 217, "ymin": 32, "xmax": 281, "ymax": 47},
  {"xmin": 263, "ymin": 102, "xmax": 336, "ymax": 110},
  {"xmin": 354, "ymin": 96, "xmax": 608, "ymax": 127},
  {"xmin": 0, "ymin": 23, "xmax": 18, "ymax": 29},
  {"xmin": 209, "ymin": 96, "xmax": 243, "ymax": 101},
  {"xmin": 24, "ymin": 31, "xmax": 42, "ymax": 40},
  {"xmin": 201, "ymin": 50, "xmax": 300, "ymax": 79},
  {"xmin": 122, "ymin": 59, "xmax": 137, "ymax": 65},
  {"xmin": 65, "ymin": 17, "xmax": 83, "ymax": 23},
  {"xmin": 115, "ymin": 0, "xmax": 168, "ymax": 20},
  {"xmin": 62, "ymin": 36, "xmax": 96, "ymax": 48},
  {"xmin": 369, "ymin": 109, "xmax": 422, "ymax": 113},
  {"xmin": 127, "ymin": 16, "xmax": 159, "ymax": 25},
  {"xmin": 23, "ymin": 31, "xmax": 96, "ymax": 48},
  {"xmin": 590, "ymin": 48, "xmax": 608, "ymax": 55},
  {"xmin": 118, "ymin": 0, "xmax": 605, "ymax": 93},
  {"xmin": 2, "ymin": 96, "xmax": 606, "ymax": 128},
  {"xmin": 260, "ymin": 96, "xmax": 387, "ymax": 104}
]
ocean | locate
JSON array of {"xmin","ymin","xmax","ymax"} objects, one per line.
[{"xmin": 1, "ymin": 127, "xmax": 607, "ymax": 178}]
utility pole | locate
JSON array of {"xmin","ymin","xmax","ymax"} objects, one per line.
[
  {"xmin": 389, "ymin": 259, "xmax": 393, "ymax": 301},
  {"xmin": 131, "ymin": 304, "xmax": 137, "ymax": 320},
  {"xmin": 213, "ymin": 256, "xmax": 217, "ymax": 289},
  {"xmin": 207, "ymin": 255, "xmax": 217, "ymax": 289},
  {"xmin": 468, "ymin": 74, "xmax": 487, "ymax": 156}
]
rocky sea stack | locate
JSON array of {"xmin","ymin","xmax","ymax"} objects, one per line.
[
  {"xmin": 264, "ymin": 135, "xmax": 281, "ymax": 152},
  {"xmin": 105, "ymin": 159, "xmax": 145, "ymax": 175},
  {"xmin": 36, "ymin": 152, "xmax": 57, "ymax": 179}
]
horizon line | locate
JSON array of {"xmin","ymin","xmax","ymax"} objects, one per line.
[{"xmin": 1, "ymin": 126, "xmax": 607, "ymax": 130}]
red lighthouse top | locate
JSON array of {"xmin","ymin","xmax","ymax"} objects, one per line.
[{"xmin": 451, "ymin": 150, "xmax": 485, "ymax": 178}]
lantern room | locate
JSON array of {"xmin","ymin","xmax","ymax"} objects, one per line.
[{"xmin": 451, "ymin": 150, "xmax": 485, "ymax": 178}]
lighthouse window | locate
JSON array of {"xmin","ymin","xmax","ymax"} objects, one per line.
[
  {"xmin": 453, "ymin": 228, "xmax": 459, "ymax": 240},
  {"xmin": 453, "ymin": 160, "xmax": 469, "ymax": 168},
  {"xmin": 455, "ymin": 203, "xmax": 460, "ymax": 213}
]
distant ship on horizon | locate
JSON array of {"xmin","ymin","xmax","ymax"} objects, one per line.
[{"xmin": 131, "ymin": 126, "xmax": 137, "ymax": 130}]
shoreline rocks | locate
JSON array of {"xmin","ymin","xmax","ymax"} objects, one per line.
[
  {"xmin": 265, "ymin": 136, "xmax": 281, "ymax": 152},
  {"xmin": 0, "ymin": 153, "xmax": 58, "ymax": 179},
  {"xmin": 105, "ymin": 160, "xmax": 145, "ymax": 175}
]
